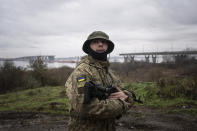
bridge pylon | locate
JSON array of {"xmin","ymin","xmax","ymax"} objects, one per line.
[
  {"xmin": 152, "ymin": 55, "xmax": 157, "ymax": 64},
  {"xmin": 145, "ymin": 55, "xmax": 150, "ymax": 63}
]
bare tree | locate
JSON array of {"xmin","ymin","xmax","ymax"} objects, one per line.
[{"xmin": 29, "ymin": 56, "xmax": 47, "ymax": 86}]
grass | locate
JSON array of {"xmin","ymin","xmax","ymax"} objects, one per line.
[
  {"xmin": 0, "ymin": 81, "xmax": 196, "ymax": 115},
  {"xmin": 124, "ymin": 82, "xmax": 197, "ymax": 115},
  {"xmin": 0, "ymin": 86, "xmax": 70, "ymax": 115},
  {"xmin": 168, "ymin": 108, "xmax": 197, "ymax": 115}
]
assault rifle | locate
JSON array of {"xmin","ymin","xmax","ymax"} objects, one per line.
[{"xmin": 83, "ymin": 81, "xmax": 143, "ymax": 104}]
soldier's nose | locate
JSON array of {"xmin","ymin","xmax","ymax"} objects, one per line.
[{"xmin": 98, "ymin": 42, "xmax": 103, "ymax": 46}]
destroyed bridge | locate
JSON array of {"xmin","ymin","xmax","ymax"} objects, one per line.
[
  {"xmin": 2, "ymin": 55, "xmax": 55, "ymax": 62},
  {"xmin": 119, "ymin": 51, "xmax": 197, "ymax": 63}
]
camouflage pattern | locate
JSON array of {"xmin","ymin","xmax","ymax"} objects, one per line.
[{"xmin": 65, "ymin": 55, "xmax": 133, "ymax": 131}]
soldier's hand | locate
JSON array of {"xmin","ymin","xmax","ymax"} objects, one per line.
[{"xmin": 108, "ymin": 86, "xmax": 128, "ymax": 101}]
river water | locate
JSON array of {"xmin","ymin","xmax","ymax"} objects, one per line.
[
  {"xmin": 0, "ymin": 56, "xmax": 165, "ymax": 69},
  {"xmin": 0, "ymin": 61, "xmax": 76, "ymax": 69}
]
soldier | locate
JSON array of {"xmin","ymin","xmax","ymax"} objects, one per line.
[{"xmin": 65, "ymin": 31, "xmax": 134, "ymax": 131}]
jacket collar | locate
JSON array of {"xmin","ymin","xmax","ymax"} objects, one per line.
[{"xmin": 78, "ymin": 55, "xmax": 110, "ymax": 69}]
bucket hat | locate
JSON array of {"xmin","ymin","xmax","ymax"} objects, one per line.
[{"xmin": 83, "ymin": 31, "xmax": 114, "ymax": 54}]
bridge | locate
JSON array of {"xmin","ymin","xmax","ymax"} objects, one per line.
[
  {"xmin": 119, "ymin": 51, "xmax": 197, "ymax": 63},
  {"xmin": 2, "ymin": 55, "xmax": 55, "ymax": 62}
]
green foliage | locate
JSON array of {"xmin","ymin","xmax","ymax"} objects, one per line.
[
  {"xmin": 44, "ymin": 66, "xmax": 73, "ymax": 86},
  {"xmin": 168, "ymin": 108, "xmax": 197, "ymax": 115},
  {"xmin": 124, "ymin": 79, "xmax": 197, "ymax": 111},
  {"xmin": 157, "ymin": 77, "xmax": 197, "ymax": 99},
  {"xmin": 23, "ymin": 75, "xmax": 41, "ymax": 89},
  {"xmin": 29, "ymin": 57, "xmax": 73, "ymax": 87},
  {"xmin": 0, "ymin": 61, "xmax": 26, "ymax": 93},
  {"xmin": 124, "ymin": 82, "xmax": 156, "ymax": 104},
  {"xmin": 0, "ymin": 57, "xmax": 73, "ymax": 94},
  {"xmin": 0, "ymin": 86, "xmax": 70, "ymax": 115},
  {"xmin": 29, "ymin": 57, "xmax": 47, "ymax": 86}
]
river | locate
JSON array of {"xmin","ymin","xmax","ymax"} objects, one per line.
[
  {"xmin": 0, "ymin": 61, "xmax": 76, "ymax": 69},
  {"xmin": 0, "ymin": 56, "xmax": 165, "ymax": 69}
]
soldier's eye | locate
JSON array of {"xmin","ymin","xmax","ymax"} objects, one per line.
[
  {"xmin": 101, "ymin": 40, "xmax": 107, "ymax": 43},
  {"xmin": 92, "ymin": 40, "xmax": 98, "ymax": 43}
]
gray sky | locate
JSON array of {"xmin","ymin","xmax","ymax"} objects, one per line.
[{"xmin": 0, "ymin": 0, "xmax": 197, "ymax": 58}]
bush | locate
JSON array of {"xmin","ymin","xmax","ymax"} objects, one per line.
[
  {"xmin": 0, "ymin": 58, "xmax": 73, "ymax": 94},
  {"xmin": 23, "ymin": 75, "xmax": 41, "ymax": 89},
  {"xmin": 0, "ymin": 61, "xmax": 26, "ymax": 93},
  {"xmin": 26, "ymin": 90, "xmax": 36, "ymax": 96},
  {"xmin": 149, "ymin": 68, "xmax": 163, "ymax": 82},
  {"xmin": 29, "ymin": 56, "xmax": 48, "ymax": 86},
  {"xmin": 29, "ymin": 57, "xmax": 73, "ymax": 86},
  {"xmin": 110, "ymin": 62, "xmax": 165, "ymax": 82},
  {"xmin": 45, "ymin": 66, "xmax": 73, "ymax": 86},
  {"xmin": 157, "ymin": 77, "xmax": 197, "ymax": 100}
]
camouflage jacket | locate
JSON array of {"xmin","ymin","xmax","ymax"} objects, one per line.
[{"xmin": 65, "ymin": 55, "xmax": 133, "ymax": 131}]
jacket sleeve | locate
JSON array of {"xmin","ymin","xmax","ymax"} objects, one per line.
[{"xmin": 65, "ymin": 65, "xmax": 130, "ymax": 119}]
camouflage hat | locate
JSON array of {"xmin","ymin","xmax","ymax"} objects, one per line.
[{"xmin": 82, "ymin": 31, "xmax": 114, "ymax": 54}]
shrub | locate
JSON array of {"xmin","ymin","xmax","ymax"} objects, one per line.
[
  {"xmin": 29, "ymin": 56, "xmax": 48, "ymax": 86},
  {"xmin": 157, "ymin": 77, "xmax": 197, "ymax": 100},
  {"xmin": 149, "ymin": 68, "xmax": 163, "ymax": 82},
  {"xmin": 0, "ymin": 61, "xmax": 26, "ymax": 93},
  {"xmin": 0, "ymin": 58, "xmax": 73, "ymax": 94},
  {"xmin": 26, "ymin": 90, "xmax": 36, "ymax": 96},
  {"xmin": 45, "ymin": 66, "xmax": 73, "ymax": 86},
  {"xmin": 23, "ymin": 75, "xmax": 41, "ymax": 89}
]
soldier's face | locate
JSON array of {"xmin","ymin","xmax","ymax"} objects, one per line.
[{"xmin": 90, "ymin": 39, "xmax": 108, "ymax": 53}]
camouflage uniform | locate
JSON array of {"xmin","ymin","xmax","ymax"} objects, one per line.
[{"xmin": 65, "ymin": 55, "xmax": 133, "ymax": 131}]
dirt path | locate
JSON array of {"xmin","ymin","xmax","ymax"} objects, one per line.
[
  {"xmin": 116, "ymin": 106, "xmax": 197, "ymax": 131},
  {"xmin": 0, "ymin": 106, "xmax": 196, "ymax": 131}
]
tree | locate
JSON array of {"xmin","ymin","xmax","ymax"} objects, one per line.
[
  {"xmin": 29, "ymin": 56, "xmax": 47, "ymax": 86},
  {"xmin": 0, "ymin": 61, "xmax": 25, "ymax": 93}
]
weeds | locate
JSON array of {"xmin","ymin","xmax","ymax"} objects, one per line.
[
  {"xmin": 157, "ymin": 77, "xmax": 197, "ymax": 100},
  {"xmin": 26, "ymin": 91, "xmax": 36, "ymax": 96},
  {"xmin": 124, "ymin": 76, "xmax": 197, "ymax": 111},
  {"xmin": 0, "ymin": 86, "xmax": 70, "ymax": 115}
]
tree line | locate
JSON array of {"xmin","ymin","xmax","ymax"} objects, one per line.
[{"xmin": 0, "ymin": 57, "xmax": 73, "ymax": 94}]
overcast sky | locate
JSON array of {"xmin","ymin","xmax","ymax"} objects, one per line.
[{"xmin": 0, "ymin": 0, "xmax": 197, "ymax": 58}]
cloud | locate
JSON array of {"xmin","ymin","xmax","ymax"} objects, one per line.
[
  {"xmin": 0, "ymin": 0, "xmax": 197, "ymax": 58},
  {"xmin": 154, "ymin": 0, "xmax": 197, "ymax": 25}
]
